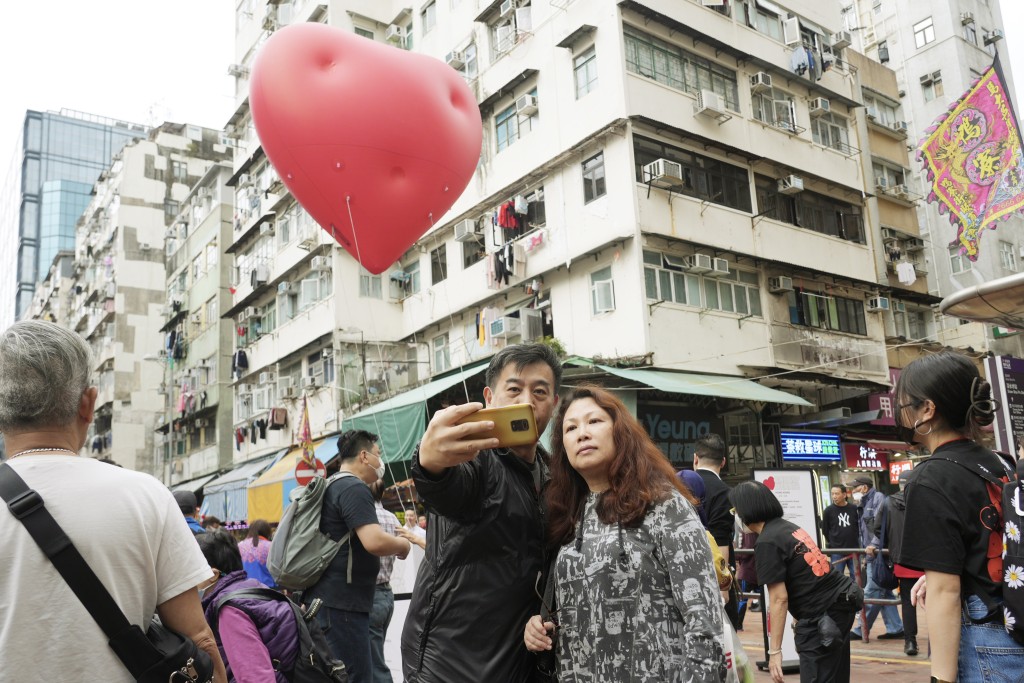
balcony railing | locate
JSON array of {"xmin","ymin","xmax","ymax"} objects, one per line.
[{"xmin": 772, "ymin": 325, "xmax": 888, "ymax": 376}]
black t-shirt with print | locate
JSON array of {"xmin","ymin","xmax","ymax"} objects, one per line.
[
  {"xmin": 900, "ymin": 439, "xmax": 1013, "ymax": 602},
  {"xmin": 755, "ymin": 518, "xmax": 848, "ymax": 621},
  {"xmin": 821, "ymin": 503, "xmax": 860, "ymax": 550}
]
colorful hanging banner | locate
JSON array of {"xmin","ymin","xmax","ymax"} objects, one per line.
[
  {"xmin": 300, "ymin": 396, "xmax": 315, "ymax": 466},
  {"xmin": 918, "ymin": 57, "xmax": 1024, "ymax": 261}
]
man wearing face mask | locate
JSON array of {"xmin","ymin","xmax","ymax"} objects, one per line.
[
  {"xmin": 304, "ymin": 430, "xmax": 411, "ymax": 683},
  {"xmin": 849, "ymin": 476, "xmax": 903, "ymax": 641}
]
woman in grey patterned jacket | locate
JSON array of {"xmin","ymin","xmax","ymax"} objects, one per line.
[{"xmin": 524, "ymin": 385, "xmax": 727, "ymax": 682}]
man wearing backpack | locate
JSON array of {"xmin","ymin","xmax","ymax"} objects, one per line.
[
  {"xmin": 304, "ymin": 431, "xmax": 411, "ymax": 683},
  {"xmin": 401, "ymin": 344, "xmax": 561, "ymax": 683}
]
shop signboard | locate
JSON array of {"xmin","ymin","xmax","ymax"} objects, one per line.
[
  {"xmin": 890, "ymin": 461, "xmax": 914, "ymax": 484},
  {"xmin": 986, "ymin": 355, "xmax": 1024, "ymax": 454},
  {"xmin": 637, "ymin": 402, "xmax": 725, "ymax": 469},
  {"xmin": 779, "ymin": 431, "xmax": 841, "ymax": 462},
  {"xmin": 867, "ymin": 368, "xmax": 900, "ymax": 426},
  {"xmin": 842, "ymin": 443, "xmax": 888, "ymax": 471}
]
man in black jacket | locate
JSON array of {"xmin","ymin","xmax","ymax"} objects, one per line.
[
  {"xmin": 401, "ymin": 344, "xmax": 561, "ymax": 683},
  {"xmin": 693, "ymin": 433, "xmax": 739, "ymax": 629}
]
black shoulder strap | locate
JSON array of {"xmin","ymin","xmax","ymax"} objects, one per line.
[
  {"xmin": 929, "ymin": 453, "xmax": 1010, "ymax": 488},
  {"xmin": 0, "ymin": 463, "xmax": 160, "ymax": 676}
]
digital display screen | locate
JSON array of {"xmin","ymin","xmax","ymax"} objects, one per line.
[{"xmin": 780, "ymin": 431, "xmax": 842, "ymax": 461}]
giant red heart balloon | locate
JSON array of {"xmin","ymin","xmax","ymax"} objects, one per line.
[{"xmin": 250, "ymin": 23, "xmax": 482, "ymax": 274}]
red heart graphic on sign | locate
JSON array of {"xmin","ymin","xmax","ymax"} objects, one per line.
[
  {"xmin": 250, "ymin": 23, "xmax": 483, "ymax": 273},
  {"xmin": 764, "ymin": 476, "xmax": 776, "ymax": 491}
]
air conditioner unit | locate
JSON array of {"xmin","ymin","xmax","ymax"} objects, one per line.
[
  {"xmin": 490, "ymin": 316, "xmax": 521, "ymax": 339},
  {"xmin": 831, "ymin": 30, "xmax": 852, "ymax": 50},
  {"xmin": 709, "ymin": 258, "xmax": 730, "ymax": 277},
  {"xmin": 682, "ymin": 253, "xmax": 714, "ymax": 274},
  {"xmin": 445, "ymin": 50, "xmax": 466, "ymax": 69},
  {"xmin": 515, "ymin": 93, "xmax": 538, "ymax": 116},
  {"xmin": 905, "ymin": 237, "xmax": 925, "ymax": 251},
  {"xmin": 867, "ymin": 296, "xmax": 891, "ymax": 312},
  {"xmin": 195, "ymin": 419, "xmax": 208, "ymax": 428},
  {"xmin": 878, "ymin": 45, "xmax": 890, "ymax": 63},
  {"xmin": 227, "ymin": 63, "xmax": 249, "ymax": 78},
  {"xmin": 499, "ymin": 0, "xmax": 515, "ymax": 17},
  {"xmin": 892, "ymin": 184, "xmax": 909, "ymax": 199},
  {"xmin": 197, "ymin": 187, "xmax": 211, "ymax": 199},
  {"xmin": 881, "ymin": 227, "xmax": 899, "ymax": 240},
  {"xmin": 875, "ymin": 176, "xmax": 890, "ymax": 190},
  {"xmin": 919, "ymin": 73, "xmax": 933, "ymax": 85},
  {"xmin": 750, "ymin": 72, "xmax": 773, "ymax": 93},
  {"xmin": 385, "ymin": 24, "xmax": 406, "ymax": 43},
  {"xmin": 303, "ymin": 376, "xmax": 318, "ymax": 389},
  {"xmin": 961, "ymin": 11, "xmax": 975, "ymax": 25},
  {"xmin": 642, "ymin": 158, "xmax": 684, "ymax": 188},
  {"xmin": 891, "ymin": 120, "xmax": 909, "ymax": 135},
  {"xmin": 238, "ymin": 173, "xmax": 252, "ymax": 187},
  {"xmin": 259, "ymin": 371, "xmax": 275, "ymax": 384},
  {"xmin": 454, "ymin": 218, "xmax": 481, "ymax": 242},
  {"xmin": 238, "ymin": 383, "xmax": 252, "ymax": 393},
  {"xmin": 768, "ymin": 276, "xmax": 794, "ymax": 293},
  {"xmin": 310, "ymin": 256, "xmax": 330, "ymax": 271},
  {"xmin": 892, "ymin": 300, "xmax": 907, "ymax": 313},
  {"xmin": 278, "ymin": 281, "xmax": 296, "ymax": 295},
  {"xmin": 259, "ymin": 222, "xmax": 275, "ymax": 236},
  {"xmin": 984, "ymin": 29, "xmax": 1003, "ymax": 45},
  {"xmin": 865, "ymin": 106, "xmax": 879, "ymax": 121},
  {"xmin": 298, "ymin": 232, "xmax": 318, "ymax": 250},
  {"xmin": 245, "ymin": 306, "xmax": 259, "ymax": 318},
  {"xmin": 139, "ymin": 243, "xmax": 152, "ymax": 251},
  {"xmin": 809, "ymin": 97, "xmax": 830, "ymax": 117},
  {"xmin": 694, "ymin": 89, "xmax": 725, "ymax": 117},
  {"xmin": 777, "ymin": 175, "xmax": 804, "ymax": 195}
]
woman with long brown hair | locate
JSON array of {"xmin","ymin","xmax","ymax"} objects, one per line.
[{"xmin": 524, "ymin": 385, "xmax": 726, "ymax": 682}]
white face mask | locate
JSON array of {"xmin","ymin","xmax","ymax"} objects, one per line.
[
  {"xmin": 739, "ymin": 519, "xmax": 753, "ymax": 534},
  {"xmin": 374, "ymin": 462, "xmax": 386, "ymax": 480},
  {"xmin": 852, "ymin": 491, "xmax": 864, "ymax": 503}
]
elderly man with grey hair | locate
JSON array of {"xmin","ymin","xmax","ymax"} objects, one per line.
[{"xmin": 0, "ymin": 320, "xmax": 227, "ymax": 682}]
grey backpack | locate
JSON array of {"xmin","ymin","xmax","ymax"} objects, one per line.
[{"xmin": 268, "ymin": 472, "xmax": 356, "ymax": 591}]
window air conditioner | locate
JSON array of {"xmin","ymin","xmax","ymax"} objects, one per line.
[
  {"xmin": 445, "ymin": 50, "xmax": 466, "ymax": 70},
  {"xmin": 750, "ymin": 72, "xmax": 773, "ymax": 94},
  {"xmin": 682, "ymin": 254, "xmax": 714, "ymax": 274},
  {"xmin": 259, "ymin": 222, "xmax": 275, "ymax": 236},
  {"xmin": 515, "ymin": 93, "xmax": 538, "ymax": 117},
  {"xmin": 777, "ymin": 175, "xmax": 805, "ymax": 195},
  {"xmin": 768, "ymin": 276, "xmax": 794, "ymax": 293},
  {"xmin": 892, "ymin": 184, "xmax": 909, "ymax": 199},
  {"xmin": 259, "ymin": 371, "xmax": 275, "ymax": 384},
  {"xmin": 454, "ymin": 218, "xmax": 481, "ymax": 242},
  {"xmin": 385, "ymin": 25, "xmax": 406, "ymax": 43},
  {"xmin": 238, "ymin": 383, "xmax": 252, "ymax": 393},
  {"xmin": 709, "ymin": 258, "xmax": 730, "ymax": 277},
  {"xmin": 311, "ymin": 256, "xmax": 330, "ymax": 271},
  {"xmin": 961, "ymin": 12, "xmax": 975, "ymax": 25},
  {"xmin": 831, "ymin": 30, "xmax": 852, "ymax": 51},
  {"xmin": 881, "ymin": 227, "xmax": 899, "ymax": 241},
  {"xmin": 905, "ymin": 237, "xmax": 925, "ymax": 251},
  {"xmin": 984, "ymin": 29, "xmax": 1003, "ymax": 45},
  {"xmin": 238, "ymin": 173, "xmax": 251, "ymax": 187},
  {"xmin": 892, "ymin": 300, "xmax": 907, "ymax": 313},
  {"xmin": 865, "ymin": 106, "xmax": 879, "ymax": 121},
  {"xmin": 490, "ymin": 316, "xmax": 521, "ymax": 339},
  {"xmin": 303, "ymin": 376, "xmax": 318, "ymax": 389},
  {"xmin": 919, "ymin": 73, "xmax": 933, "ymax": 85},
  {"xmin": 809, "ymin": 97, "xmax": 831, "ymax": 117},
  {"xmin": 642, "ymin": 158, "xmax": 684, "ymax": 188},
  {"xmin": 875, "ymin": 176, "xmax": 890, "ymax": 190},
  {"xmin": 694, "ymin": 90, "xmax": 725, "ymax": 117},
  {"xmin": 867, "ymin": 296, "xmax": 891, "ymax": 312},
  {"xmin": 499, "ymin": 0, "xmax": 515, "ymax": 18},
  {"xmin": 227, "ymin": 63, "xmax": 250, "ymax": 78},
  {"xmin": 891, "ymin": 121, "xmax": 909, "ymax": 135},
  {"xmin": 278, "ymin": 281, "xmax": 296, "ymax": 295}
]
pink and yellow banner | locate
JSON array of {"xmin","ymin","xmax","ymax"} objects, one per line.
[
  {"xmin": 299, "ymin": 396, "xmax": 315, "ymax": 466},
  {"xmin": 919, "ymin": 58, "xmax": 1024, "ymax": 261}
]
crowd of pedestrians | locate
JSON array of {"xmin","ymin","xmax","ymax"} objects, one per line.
[{"xmin": 4, "ymin": 322, "xmax": 1024, "ymax": 683}]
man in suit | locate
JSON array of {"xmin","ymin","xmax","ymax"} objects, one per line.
[{"xmin": 693, "ymin": 433, "xmax": 739, "ymax": 630}]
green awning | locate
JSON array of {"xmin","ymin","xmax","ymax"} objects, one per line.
[
  {"xmin": 596, "ymin": 365, "xmax": 812, "ymax": 406},
  {"xmin": 344, "ymin": 363, "xmax": 489, "ymax": 464}
]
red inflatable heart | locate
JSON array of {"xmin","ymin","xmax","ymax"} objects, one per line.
[
  {"xmin": 763, "ymin": 476, "xmax": 776, "ymax": 491},
  {"xmin": 250, "ymin": 23, "xmax": 482, "ymax": 274}
]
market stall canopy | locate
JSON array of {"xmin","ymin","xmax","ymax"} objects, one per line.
[
  {"xmin": 344, "ymin": 362, "xmax": 488, "ymax": 464},
  {"xmin": 594, "ymin": 365, "xmax": 813, "ymax": 406},
  {"xmin": 247, "ymin": 435, "xmax": 340, "ymax": 524},
  {"xmin": 201, "ymin": 452, "xmax": 282, "ymax": 522},
  {"xmin": 939, "ymin": 271, "xmax": 1024, "ymax": 329},
  {"xmin": 170, "ymin": 471, "xmax": 221, "ymax": 494}
]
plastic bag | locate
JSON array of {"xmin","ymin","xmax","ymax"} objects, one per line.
[{"xmin": 722, "ymin": 606, "xmax": 755, "ymax": 683}]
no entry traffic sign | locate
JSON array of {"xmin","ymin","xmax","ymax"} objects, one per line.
[{"xmin": 295, "ymin": 457, "xmax": 326, "ymax": 485}]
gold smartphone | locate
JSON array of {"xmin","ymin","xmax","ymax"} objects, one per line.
[{"xmin": 456, "ymin": 404, "xmax": 539, "ymax": 448}]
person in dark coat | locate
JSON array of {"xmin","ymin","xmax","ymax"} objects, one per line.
[
  {"xmin": 401, "ymin": 344, "xmax": 562, "ymax": 683},
  {"xmin": 693, "ymin": 433, "xmax": 740, "ymax": 630}
]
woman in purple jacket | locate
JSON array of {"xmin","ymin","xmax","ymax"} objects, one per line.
[{"xmin": 197, "ymin": 531, "xmax": 299, "ymax": 682}]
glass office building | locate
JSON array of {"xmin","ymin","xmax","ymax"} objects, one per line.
[{"xmin": 16, "ymin": 109, "xmax": 147, "ymax": 318}]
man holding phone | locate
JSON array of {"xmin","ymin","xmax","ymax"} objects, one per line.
[{"xmin": 401, "ymin": 343, "xmax": 561, "ymax": 683}]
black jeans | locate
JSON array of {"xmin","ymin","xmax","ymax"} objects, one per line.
[
  {"xmin": 897, "ymin": 577, "xmax": 918, "ymax": 638},
  {"xmin": 793, "ymin": 602, "xmax": 857, "ymax": 683}
]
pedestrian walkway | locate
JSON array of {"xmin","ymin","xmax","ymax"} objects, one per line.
[{"xmin": 736, "ymin": 605, "xmax": 930, "ymax": 681}]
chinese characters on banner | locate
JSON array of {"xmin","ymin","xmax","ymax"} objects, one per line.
[
  {"xmin": 780, "ymin": 431, "xmax": 841, "ymax": 461},
  {"xmin": 842, "ymin": 443, "xmax": 889, "ymax": 471},
  {"xmin": 890, "ymin": 461, "xmax": 914, "ymax": 484},
  {"xmin": 868, "ymin": 368, "xmax": 901, "ymax": 427}
]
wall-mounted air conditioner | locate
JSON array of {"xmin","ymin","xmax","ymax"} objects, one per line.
[
  {"xmin": 809, "ymin": 97, "xmax": 831, "ymax": 117},
  {"xmin": 831, "ymin": 30, "xmax": 852, "ymax": 50},
  {"xmin": 259, "ymin": 371, "xmax": 275, "ymax": 384},
  {"xmin": 490, "ymin": 316, "xmax": 521, "ymax": 339},
  {"xmin": 875, "ymin": 176, "xmax": 890, "ymax": 190},
  {"xmin": 445, "ymin": 50, "xmax": 466, "ymax": 69},
  {"xmin": 245, "ymin": 306, "xmax": 259, "ymax": 318},
  {"xmin": 259, "ymin": 222, "xmax": 274, "ymax": 236},
  {"xmin": 682, "ymin": 253, "xmax": 714, "ymax": 274},
  {"xmin": 385, "ymin": 24, "xmax": 405, "ymax": 43},
  {"xmin": 515, "ymin": 93, "xmax": 538, "ymax": 116},
  {"xmin": 642, "ymin": 158, "xmax": 683, "ymax": 188},
  {"xmin": 961, "ymin": 12, "xmax": 975, "ymax": 25},
  {"xmin": 778, "ymin": 175, "xmax": 804, "ymax": 195},
  {"xmin": 227, "ymin": 63, "xmax": 249, "ymax": 78},
  {"xmin": 499, "ymin": 0, "xmax": 515, "ymax": 17},
  {"xmin": 694, "ymin": 90, "xmax": 725, "ymax": 117},
  {"xmin": 311, "ymin": 256, "xmax": 330, "ymax": 271},
  {"xmin": 708, "ymin": 258, "xmax": 730, "ymax": 277},
  {"xmin": 867, "ymin": 296, "xmax": 891, "ymax": 312},
  {"xmin": 866, "ymin": 106, "xmax": 879, "ymax": 121},
  {"xmin": 891, "ymin": 184, "xmax": 909, "ymax": 199},
  {"xmin": 768, "ymin": 276, "xmax": 794, "ymax": 293},
  {"xmin": 881, "ymin": 227, "xmax": 899, "ymax": 241},
  {"xmin": 891, "ymin": 121, "xmax": 909, "ymax": 135},
  {"xmin": 750, "ymin": 72, "xmax": 773, "ymax": 93},
  {"xmin": 278, "ymin": 377, "xmax": 295, "ymax": 398},
  {"xmin": 278, "ymin": 281, "xmax": 296, "ymax": 295},
  {"xmin": 454, "ymin": 218, "xmax": 481, "ymax": 242},
  {"xmin": 303, "ymin": 376, "xmax": 318, "ymax": 389},
  {"xmin": 892, "ymin": 300, "xmax": 907, "ymax": 313}
]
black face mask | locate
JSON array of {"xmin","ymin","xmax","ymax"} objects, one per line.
[{"xmin": 896, "ymin": 422, "xmax": 916, "ymax": 446}]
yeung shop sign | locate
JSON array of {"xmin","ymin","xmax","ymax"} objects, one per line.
[{"xmin": 638, "ymin": 403, "xmax": 725, "ymax": 468}]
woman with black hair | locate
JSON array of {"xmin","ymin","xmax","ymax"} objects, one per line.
[
  {"xmin": 895, "ymin": 351, "xmax": 1024, "ymax": 682},
  {"xmin": 238, "ymin": 518, "xmax": 277, "ymax": 588},
  {"xmin": 730, "ymin": 481, "xmax": 862, "ymax": 683}
]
